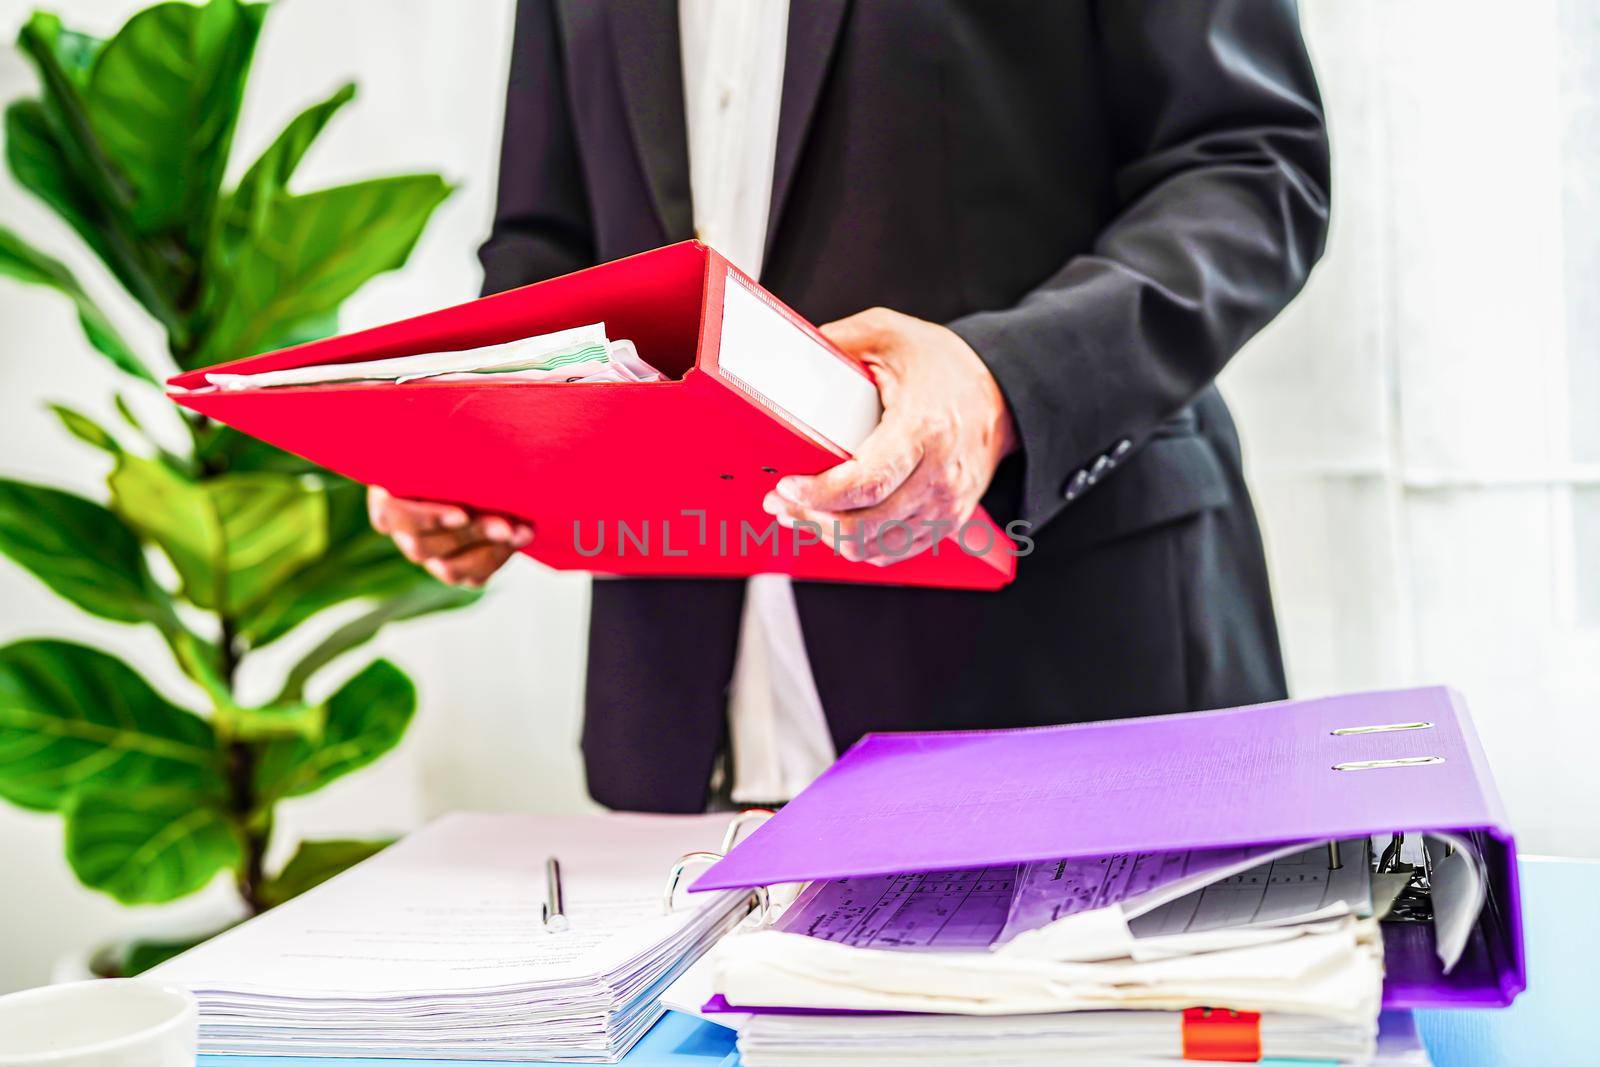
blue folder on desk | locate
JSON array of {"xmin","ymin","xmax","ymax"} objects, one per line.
[{"xmin": 196, "ymin": 1012, "xmax": 738, "ymax": 1067}]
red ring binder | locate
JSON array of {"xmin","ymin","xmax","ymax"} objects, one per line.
[{"xmin": 167, "ymin": 242, "xmax": 1017, "ymax": 589}]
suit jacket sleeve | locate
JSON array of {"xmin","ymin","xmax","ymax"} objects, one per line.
[
  {"xmin": 478, "ymin": 0, "xmax": 596, "ymax": 295},
  {"xmin": 947, "ymin": 0, "xmax": 1332, "ymax": 532}
]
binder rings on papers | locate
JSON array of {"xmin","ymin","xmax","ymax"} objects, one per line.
[
  {"xmin": 151, "ymin": 812, "xmax": 756, "ymax": 1062},
  {"xmin": 691, "ymin": 687, "xmax": 1526, "ymax": 1013},
  {"xmin": 166, "ymin": 241, "xmax": 1015, "ymax": 590}
]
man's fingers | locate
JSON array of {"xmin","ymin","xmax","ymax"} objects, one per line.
[
  {"xmin": 765, "ymin": 490, "xmax": 946, "ymax": 566},
  {"xmin": 765, "ymin": 470, "xmax": 946, "ymax": 561},
  {"xmin": 394, "ymin": 521, "xmax": 534, "ymax": 564},
  {"xmin": 776, "ymin": 418, "xmax": 922, "ymax": 512},
  {"xmin": 369, "ymin": 488, "xmax": 531, "ymax": 584},
  {"xmin": 864, "ymin": 525, "xmax": 939, "ymax": 566},
  {"xmin": 370, "ymin": 487, "xmax": 532, "ymax": 545},
  {"xmin": 817, "ymin": 306, "xmax": 906, "ymax": 357},
  {"xmin": 370, "ymin": 489, "xmax": 474, "ymax": 536},
  {"xmin": 368, "ymin": 487, "xmax": 392, "ymax": 532},
  {"xmin": 423, "ymin": 542, "xmax": 516, "ymax": 588},
  {"xmin": 817, "ymin": 311, "xmax": 886, "ymax": 355}
]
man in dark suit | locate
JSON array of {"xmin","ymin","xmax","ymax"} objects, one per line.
[{"xmin": 371, "ymin": 1, "xmax": 1331, "ymax": 812}]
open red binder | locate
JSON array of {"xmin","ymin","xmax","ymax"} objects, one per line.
[{"xmin": 168, "ymin": 242, "xmax": 1016, "ymax": 589}]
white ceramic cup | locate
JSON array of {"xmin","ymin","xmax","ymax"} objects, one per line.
[{"xmin": 0, "ymin": 979, "xmax": 197, "ymax": 1067}]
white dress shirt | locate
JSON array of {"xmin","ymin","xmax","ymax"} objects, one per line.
[{"xmin": 679, "ymin": 0, "xmax": 838, "ymax": 803}]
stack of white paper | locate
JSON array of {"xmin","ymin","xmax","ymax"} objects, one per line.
[
  {"xmin": 198, "ymin": 322, "xmax": 663, "ymax": 391},
  {"xmin": 707, "ymin": 840, "xmax": 1408, "ymax": 1066},
  {"xmin": 737, "ymin": 1010, "xmax": 1375, "ymax": 1066},
  {"xmin": 734, "ymin": 1009, "xmax": 1433, "ymax": 1066},
  {"xmin": 151, "ymin": 813, "xmax": 751, "ymax": 1063}
]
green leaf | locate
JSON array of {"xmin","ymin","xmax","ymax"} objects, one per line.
[
  {"xmin": 113, "ymin": 392, "xmax": 144, "ymax": 432},
  {"xmin": 0, "ymin": 640, "xmax": 221, "ymax": 812},
  {"xmin": 109, "ymin": 455, "xmax": 328, "ymax": 616},
  {"xmin": 3, "ymin": 100, "xmax": 157, "ymax": 322},
  {"xmin": 259, "ymin": 305, "xmax": 339, "ymax": 351},
  {"xmin": 5, "ymin": 101, "xmax": 105, "ymax": 255},
  {"xmin": 260, "ymin": 838, "xmax": 390, "ymax": 908},
  {"xmin": 197, "ymin": 174, "xmax": 451, "ymax": 365},
  {"xmin": 13, "ymin": 16, "xmax": 192, "ymax": 340},
  {"xmin": 193, "ymin": 423, "xmax": 320, "ymax": 476},
  {"xmin": 49, "ymin": 29, "xmax": 102, "ymax": 85},
  {"xmin": 84, "ymin": 0, "xmax": 265, "ymax": 245},
  {"xmin": 66, "ymin": 788, "xmax": 241, "ymax": 904},
  {"xmin": 0, "ymin": 479, "xmax": 170, "ymax": 625},
  {"xmin": 214, "ymin": 699, "xmax": 325, "ymax": 743},
  {"xmin": 239, "ymin": 483, "xmax": 477, "ymax": 648},
  {"xmin": 50, "ymin": 404, "xmax": 123, "ymax": 454},
  {"xmin": 22, "ymin": 14, "xmax": 103, "ymax": 88},
  {"xmin": 276, "ymin": 581, "xmax": 480, "ymax": 704},
  {"xmin": 225, "ymin": 82, "xmax": 356, "ymax": 241},
  {"xmin": 15, "ymin": 14, "xmax": 134, "ymax": 212},
  {"xmin": 0, "ymin": 224, "xmax": 152, "ymax": 381},
  {"xmin": 163, "ymin": 626, "xmax": 255, "ymax": 737},
  {"xmin": 255, "ymin": 659, "xmax": 414, "ymax": 801},
  {"xmin": 122, "ymin": 931, "xmax": 221, "ymax": 976}
]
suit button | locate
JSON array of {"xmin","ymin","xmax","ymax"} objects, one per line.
[
  {"xmin": 1113, "ymin": 438, "xmax": 1132, "ymax": 459},
  {"xmin": 1064, "ymin": 470, "xmax": 1090, "ymax": 500},
  {"xmin": 1089, "ymin": 456, "xmax": 1112, "ymax": 482}
]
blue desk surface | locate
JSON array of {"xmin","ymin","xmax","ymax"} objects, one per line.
[
  {"xmin": 201, "ymin": 857, "xmax": 1596, "ymax": 1067},
  {"xmin": 1415, "ymin": 856, "xmax": 1598, "ymax": 1066}
]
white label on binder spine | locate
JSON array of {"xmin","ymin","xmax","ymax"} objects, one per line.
[{"xmin": 717, "ymin": 272, "xmax": 883, "ymax": 453}]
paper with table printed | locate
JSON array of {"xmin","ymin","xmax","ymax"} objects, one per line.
[
  {"xmin": 773, "ymin": 840, "xmax": 1377, "ymax": 952},
  {"xmin": 150, "ymin": 813, "xmax": 751, "ymax": 1062},
  {"xmin": 709, "ymin": 839, "xmax": 1388, "ymax": 1024}
]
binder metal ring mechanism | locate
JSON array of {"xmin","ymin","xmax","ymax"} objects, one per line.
[{"xmin": 665, "ymin": 808, "xmax": 775, "ymax": 920}]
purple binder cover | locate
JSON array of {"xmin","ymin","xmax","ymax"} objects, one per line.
[{"xmin": 691, "ymin": 687, "xmax": 1524, "ymax": 1010}]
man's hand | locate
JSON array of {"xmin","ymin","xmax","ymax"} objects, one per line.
[
  {"xmin": 761, "ymin": 307, "xmax": 1017, "ymax": 565},
  {"xmin": 367, "ymin": 487, "xmax": 533, "ymax": 588}
]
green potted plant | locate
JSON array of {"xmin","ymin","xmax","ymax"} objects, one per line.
[{"xmin": 0, "ymin": 0, "xmax": 479, "ymax": 974}]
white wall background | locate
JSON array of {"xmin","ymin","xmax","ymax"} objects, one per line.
[{"xmin": 1, "ymin": 0, "xmax": 1596, "ymax": 992}]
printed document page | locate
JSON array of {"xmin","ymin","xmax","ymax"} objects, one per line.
[
  {"xmin": 199, "ymin": 324, "xmax": 663, "ymax": 391},
  {"xmin": 153, "ymin": 812, "xmax": 741, "ymax": 997}
]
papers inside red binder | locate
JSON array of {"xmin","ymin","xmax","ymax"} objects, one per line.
[{"xmin": 167, "ymin": 242, "xmax": 1016, "ymax": 589}]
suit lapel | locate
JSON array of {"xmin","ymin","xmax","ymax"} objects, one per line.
[
  {"xmin": 765, "ymin": 0, "xmax": 851, "ymax": 264},
  {"xmin": 608, "ymin": 0, "xmax": 694, "ymax": 242}
]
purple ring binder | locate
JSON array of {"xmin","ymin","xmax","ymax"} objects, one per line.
[{"xmin": 689, "ymin": 687, "xmax": 1525, "ymax": 1009}]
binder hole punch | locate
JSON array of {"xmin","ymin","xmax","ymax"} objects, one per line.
[
  {"xmin": 762, "ymin": 466, "xmax": 778, "ymax": 474},
  {"xmin": 1332, "ymin": 756, "xmax": 1445, "ymax": 771},
  {"xmin": 1330, "ymin": 721, "xmax": 1435, "ymax": 735},
  {"xmin": 720, "ymin": 473, "xmax": 735, "ymax": 480}
]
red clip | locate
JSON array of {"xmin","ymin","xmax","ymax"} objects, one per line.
[{"xmin": 1181, "ymin": 1007, "xmax": 1263, "ymax": 1062}]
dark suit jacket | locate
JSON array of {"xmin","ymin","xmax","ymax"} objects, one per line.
[{"xmin": 481, "ymin": 0, "xmax": 1332, "ymax": 812}]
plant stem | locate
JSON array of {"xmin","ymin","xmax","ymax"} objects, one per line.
[{"xmin": 218, "ymin": 618, "xmax": 271, "ymax": 916}]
